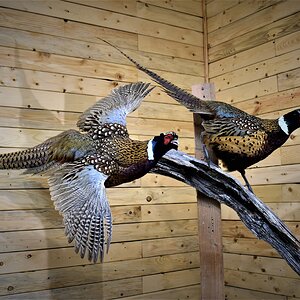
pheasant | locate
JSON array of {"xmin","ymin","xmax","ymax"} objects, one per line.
[
  {"xmin": 0, "ymin": 82, "xmax": 178, "ymax": 262},
  {"xmin": 102, "ymin": 40, "xmax": 300, "ymax": 192}
]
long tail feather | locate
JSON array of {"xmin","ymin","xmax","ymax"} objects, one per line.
[
  {"xmin": 0, "ymin": 146, "xmax": 50, "ymax": 170},
  {"xmin": 99, "ymin": 38, "xmax": 213, "ymax": 115},
  {"xmin": 0, "ymin": 130, "xmax": 92, "ymax": 174}
]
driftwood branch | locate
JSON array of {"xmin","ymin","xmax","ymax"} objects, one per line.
[{"xmin": 151, "ymin": 150, "xmax": 300, "ymax": 275}]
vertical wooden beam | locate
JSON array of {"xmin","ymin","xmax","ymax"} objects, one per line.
[
  {"xmin": 192, "ymin": 83, "xmax": 224, "ymax": 300},
  {"xmin": 193, "ymin": 0, "xmax": 225, "ymax": 294}
]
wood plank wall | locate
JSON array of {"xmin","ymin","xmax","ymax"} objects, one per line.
[
  {"xmin": 207, "ymin": 0, "xmax": 300, "ymax": 299},
  {"xmin": 0, "ymin": 1, "xmax": 204, "ymax": 299}
]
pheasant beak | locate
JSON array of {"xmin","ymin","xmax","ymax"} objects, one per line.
[{"xmin": 171, "ymin": 139, "xmax": 179, "ymax": 147}]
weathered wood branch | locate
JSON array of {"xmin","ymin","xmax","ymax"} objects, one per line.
[{"xmin": 151, "ymin": 150, "xmax": 300, "ymax": 275}]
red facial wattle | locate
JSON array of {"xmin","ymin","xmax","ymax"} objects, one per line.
[{"xmin": 164, "ymin": 134, "xmax": 174, "ymax": 145}]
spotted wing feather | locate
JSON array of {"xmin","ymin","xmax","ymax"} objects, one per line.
[
  {"xmin": 48, "ymin": 163, "xmax": 111, "ymax": 263},
  {"xmin": 77, "ymin": 82, "xmax": 154, "ymax": 133},
  {"xmin": 203, "ymin": 116, "xmax": 262, "ymax": 137}
]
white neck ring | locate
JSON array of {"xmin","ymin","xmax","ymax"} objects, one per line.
[
  {"xmin": 147, "ymin": 139, "xmax": 154, "ymax": 160},
  {"xmin": 278, "ymin": 116, "xmax": 289, "ymax": 135}
]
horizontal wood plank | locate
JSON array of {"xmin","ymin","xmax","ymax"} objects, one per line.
[
  {"xmin": 0, "ymin": 187, "xmax": 196, "ymax": 211},
  {"xmin": 0, "ymin": 252, "xmax": 200, "ymax": 296},
  {"xmin": 215, "ymin": 76, "xmax": 278, "ymax": 104},
  {"xmin": 212, "ymin": 49, "xmax": 300, "ymax": 91},
  {"xmin": 224, "ymin": 253, "xmax": 297, "ymax": 279},
  {"xmin": 0, "ymin": 241, "xmax": 142, "ymax": 274},
  {"xmin": 120, "ymin": 284, "xmax": 201, "ymax": 300},
  {"xmin": 0, "ymin": 205, "xmax": 144, "ymax": 232},
  {"xmin": 233, "ymin": 87, "xmax": 300, "ymax": 116},
  {"xmin": 238, "ymin": 164, "xmax": 300, "ymax": 186},
  {"xmin": 0, "ymin": 26, "xmax": 203, "ymax": 75},
  {"xmin": 138, "ymin": 35, "xmax": 203, "ymax": 61},
  {"xmin": 64, "ymin": 0, "xmax": 137, "ymax": 16},
  {"xmin": 142, "ymin": 235, "xmax": 199, "ymax": 257},
  {"xmin": 209, "ymin": 41, "xmax": 275, "ymax": 78},
  {"xmin": 206, "ymin": 0, "xmax": 239, "ymax": 18},
  {"xmin": 141, "ymin": 203, "xmax": 197, "ymax": 222},
  {"xmin": 141, "ymin": 0, "xmax": 203, "ymax": 17},
  {"xmin": 276, "ymin": 30, "xmax": 300, "ymax": 56},
  {"xmin": 0, "ymin": 0, "xmax": 203, "ymax": 45},
  {"xmin": 278, "ymin": 68, "xmax": 300, "ymax": 91},
  {"xmin": 223, "ymin": 235, "xmax": 280, "ymax": 258},
  {"xmin": 253, "ymin": 184, "xmax": 300, "ymax": 203},
  {"xmin": 208, "ymin": 0, "xmax": 299, "ymax": 48},
  {"xmin": 0, "ymin": 106, "xmax": 194, "ymax": 136},
  {"xmin": 136, "ymin": 1, "xmax": 203, "ymax": 31},
  {"xmin": 222, "ymin": 202, "xmax": 300, "ymax": 221},
  {"xmin": 1, "ymin": 277, "xmax": 142, "ymax": 299},
  {"xmin": 222, "ymin": 220, "xmax": 299, "ymax": 239},
  {"xmin": 0, "ymin": 67, "xmax": 176, "ymax": 104},
  {"xmin": 208, "ymin": 0, "xmax": 281, "ymax": 34},
  {"xmin": 142, "ymin": 268, "xmax": 200, "ymax": 293},
  {"xmin": 224, "ymin": 285, "xmax": 286, "ymax": 300},
  {"xmin": 0, "ymin": 7, "xmax": 137, "ymax": 49},
  {"xmin": 209, "ymin": 12, "xmax": 300, "ymax": 62},
  {"xmin": 0, "ymin": 219, "xmax": 198, "ymax": 252},
  {"xmin": 0, "ymin": 46, "xmax": 136, "ymax": 82},
  {"xmin": 224, "ymin": 269, "xmax": 300, "ymax": 296}
]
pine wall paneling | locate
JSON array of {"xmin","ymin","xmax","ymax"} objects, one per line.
[
  {"xmin": 1, "ymin": 0, "xmax": 299, "ymax": 299},
  {"xmin": 0, "ymin": 0, "xmax": 203, "ymax": 299},
  {"xmin": 207, "ymin": 0, "xmax": 300, "ymax": 299}
]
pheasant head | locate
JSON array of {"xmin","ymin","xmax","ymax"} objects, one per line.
[
  {"xmin": 278, "ymin": 109, "xmax": 300, "ymax": 136},
  {"xmin": 147, "ymin": 131, "xmax": 179, "ymax": 161}
]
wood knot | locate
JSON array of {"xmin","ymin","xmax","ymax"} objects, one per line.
[
  {"xmin": 38, "ymin": 51, "xmax": 51, "ymax": 58},
  {"xmin": 116, "ymin": 73, "xmax": 123, "ymax": 80},
  {"xmin": 146, "ymin": 196, "xmax": 152, "ymax": 202}
]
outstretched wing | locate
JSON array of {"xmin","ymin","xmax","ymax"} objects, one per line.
[
  {"xmin": 48, "ymin": 163, "xmax": 112, "ymax": 263},
  {"xmin": 77, "ymin": 82, "xmax": 154, "ymax": 132}
]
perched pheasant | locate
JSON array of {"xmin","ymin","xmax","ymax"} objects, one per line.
[
  {"xmin": 0, "ymin": 82, "xmax": 178, "ymax": 262},
  {"xmin": 102, "ymin": 40, "xmax": 300, "ymax": 192}
]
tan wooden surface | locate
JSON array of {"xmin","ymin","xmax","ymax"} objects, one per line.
[
  {"xmin": 0, "ymin": 1, "xmax": 203, "ymax": 299},
  {"xmin": 0, "ymin": 0, "xmax": 299, "ymax": 298},
  {"xmin": 208, "ymin": 0, "xmax": 300, "ymax": 298}
]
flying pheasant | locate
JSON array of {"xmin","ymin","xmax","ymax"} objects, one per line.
[
  {"xmin": 102, "ymin": 40, "xmax": 300, "ymax": 192},
  {"xmin": 0, "ymin": 82, "xmax": 178, "ymax": 262}
]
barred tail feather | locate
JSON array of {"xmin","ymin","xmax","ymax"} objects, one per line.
[
  {"xmin": 0, "ymin": 146, "xmax": 49, "ymax": 170},
  {"xmin": 0, "ymin": 130, "xmax": 90, "ymax": 174}
]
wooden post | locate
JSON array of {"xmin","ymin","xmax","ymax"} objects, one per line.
[{"xmin": 192, "ymin": 83, "xmax": 224, "ymax": 300}]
